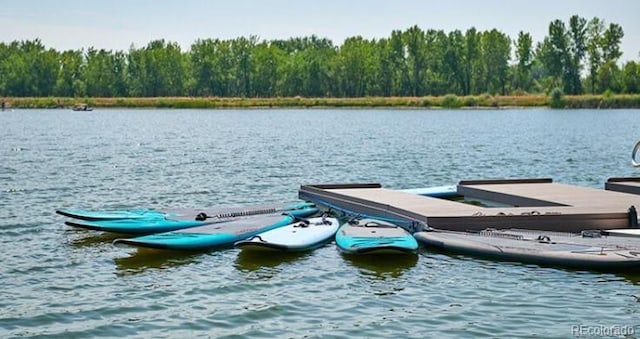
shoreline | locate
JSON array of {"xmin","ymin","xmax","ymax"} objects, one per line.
[{"xmin": 2, "ymin": 94, "xmax": 640, "ymax": 109}]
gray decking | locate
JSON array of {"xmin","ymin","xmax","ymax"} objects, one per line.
[{"xmin": 299, "ymin": 178, "xmax": 640, "ymax": 232}]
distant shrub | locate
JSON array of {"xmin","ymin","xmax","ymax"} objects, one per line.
[
  {"xmin": 441, "ymin": 94, "xmax": 461, "ymax": 108},
  {"xmin": 463, "ymin": 96, "xmax": 478, "ymax": 107},
  {"xmin": 603, "ymin": 89, "xmax": 614, "ymax": 98},
  {"xmin": 421, "ymin": 97, "xmax": 433, "ymax": 107},
  {"xmin": 549, "ymin": 88, "xmax": 565, "ymax": 108}
]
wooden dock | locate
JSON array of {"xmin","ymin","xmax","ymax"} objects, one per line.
[{"xmin": 299, "ymin": 178, "xmax": 640, "ymax": 232}]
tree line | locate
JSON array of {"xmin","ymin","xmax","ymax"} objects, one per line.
[{"xmin": 1, "ymin": 15, "xmax": 638, "ymax": 98}]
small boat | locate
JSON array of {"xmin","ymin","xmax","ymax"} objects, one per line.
[
  {"xmin": 235, "ymin": 215, "xmax": 340, "ymax": 252},
  {"xmin": 335, "ymin": 218, "xmax": 418, "ymax": 255},
  {"xmin": 72, "ymin": 103, "xmax": 93, "ymax": 111},
  {"xmin": 414, "ymin": 228, "xmax": 640, "ymax": 270}
]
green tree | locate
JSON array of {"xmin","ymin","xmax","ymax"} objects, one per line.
[
  {"xmin": 84, "ymin": 48, "xmax": 117, "ymax": 97},
  {"xmin": 597, "ymin": 60, "xmax": 622, "ymax": 93},
  {"xmin": 463, "ymin": 28, "xmax": 481, "ymax": 95},
  {"xmin": 537, "ymin": 20, "xmax": 568, "ymax": 92},
  {"xmin": 337, "ymin": 36, "xmax": 371, "ymax": 97},
  {"xmin": 585, "ymin": 17, "xmax": 604, "ymax": 94},
  {"xmin": 230, "ymin": 36, "xmax": 257, "ymax": 97},
  {"xmin": 621, "ymin": 61, "xmax": 640, "ymax": 93},
  {"xmin": 375, "ymin": 39, "xmax": 394, "ymax": 96},
  {"xmin": 2, "ymin": 40, "xmax": 59, "ymax": 96},
  {"xmin": 481, "ymin": 29, "xmax": 511, "ymax": 95},
  {"xmin": 189, "ymin": 39, "xmax": 234, "ymax": 96},
  {"xmin": 514, "ymin": 31, "xmax": 534, "ymax": 92},
  {"xmin": 54, "ymin": 50, "xmax": 84, "ymax": 97},
  {"xmin": 565, "ymin": 15, "xmax": 587, "ymax": 94},
  {"xmin": 387, "ymin": 30, "xmax": 409, "ymax": 96},
  {"xmin": 403, "ymin": 25, "xmax": 428, "ymax": 96},
  {"xmin": 602, "ymin": 23, "xmax": 624, "ymax": 62},
  {"xmin": 128, "ymin": 40, "xmax": 187, "ymax": 96},
  {"xmin": 423, "ymin": 29, "xmax": 449, "ymax": 95},
  {"xmin": 443, "ymin": 30, "xmax": 464, "ymax": 95},
  {"xmin": 250, "ymin": 42, "xmax": 285, "ymax": 97}
]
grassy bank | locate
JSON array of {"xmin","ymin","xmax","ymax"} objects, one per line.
[{"xmin": 3, "ymin": 94, "xmax": 640, "ymax": 109}]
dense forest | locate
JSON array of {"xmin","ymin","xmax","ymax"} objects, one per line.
[{"xmin": 1, "ymin": 15, "xmax": 639, "ymax": 99}]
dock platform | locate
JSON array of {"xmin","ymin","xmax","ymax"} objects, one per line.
[{"xmin": 299, "ymin": 178, "xmax": 640, "ymax": 232}]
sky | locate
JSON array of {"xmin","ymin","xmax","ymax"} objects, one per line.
[{"xmin": 1, "ymin": 0, "xmax": 639, "ymax": 61}]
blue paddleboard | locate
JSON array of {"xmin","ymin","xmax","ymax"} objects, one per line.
[
  {"xmin": 56, "ymin": 201, "xmax": 314, "ymax": 221},
  {"xmin": 335, "ymin": 218, "xmax": 418, "ymax": 255},
  {"xmin": 113, "ymin": 208, "xmax": 317, "ymax": 250},
  {"xmin": 61, "ymin": 202, "xmax": 315, "ymax": 235},
  {"xmin": 65, "ymin": 218, "xmax": 214, "ymax": 235}
]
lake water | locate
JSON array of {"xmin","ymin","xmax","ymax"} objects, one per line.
[{"xmin": 1, "ymin": 108, "xmax": 640, "ymax": 338}]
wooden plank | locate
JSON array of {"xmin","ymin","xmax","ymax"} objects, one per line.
[
  {"xmin": 607, "ymin": 177, "xmax": 640, "ymax": 183},
  {"xmin": 458, "ymin": 182, "xmax": 640, "ymax": 214},
  {"xmin": 605, "ymin": 178, "xmax": 640, "ymax": 195},
  {"xmin": 459, "ymin": 178, "xmax": 553, "ymax": 185}
]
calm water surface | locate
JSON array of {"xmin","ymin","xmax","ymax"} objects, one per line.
[{"xmin": 1, "ymin": 108, "xmax": 640, "ymax": 338}]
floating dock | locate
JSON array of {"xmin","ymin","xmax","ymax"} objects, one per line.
[{"xmin": 299, "ymin": 178, "xmax": 640, "ymax": 233}]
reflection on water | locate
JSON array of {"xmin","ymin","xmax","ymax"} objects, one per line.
[
  {"xmin": 619, "ymin": 272, "xmax": 640, "ymax": 285},
  {"xmin": 234, "ymin": 250, "xmax": 309, "ymax": 272},
  {"xmin": 421, "ymin": 247, "xmax": 640, "ymax": 285},
  {"xmin": 114, "ymin": 248, "xmax": 204, "ymax": 276},
  {"xmin": 67, "ymin": 230, "xmax": 123, "ymax": 247},
  {"xmin": 342, "ymin": 253, "xmax": 419, "ymax": 279}
]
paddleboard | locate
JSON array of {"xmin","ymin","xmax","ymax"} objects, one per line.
[
  {"xmin": 234, "ymin": 215, "xmax": 340, "ymax": 252},
  {"xmin": 400, "ymin": 185, "xmax": 457, "ymax": 198},
  {"xmin": 56, "ymin": 201, "xmax": 314, "ymax": 221},
  {"xmin": 414, "ymin": 228, "xmax": 640, "ymax": 270},
  {"xmin": 113, "ymin": 211, "xmax": 317, "ymax": 250},
  {"xmin": 61, "ymin": 202, "xmax": 316, "ymax": 235},
  {"xmin": 335, "ymin": 218, "xmax": 418, "ymax": 255},
  {"xmin": 65, "ymin": 218, "xmax": 215, "ymax": 235}
]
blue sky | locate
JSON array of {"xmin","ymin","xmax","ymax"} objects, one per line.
[{"xmin": 1, "ymin": 0, "xmax": 639, "ymax": 61}]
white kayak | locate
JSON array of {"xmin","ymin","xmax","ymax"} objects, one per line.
[{"xmin": 234, "ymin": 216, "xmax": 340, "ymax": 252}]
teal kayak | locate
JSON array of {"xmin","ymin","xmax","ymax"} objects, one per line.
[
  {"xmin": 56, "ymin": 201, "xmax": 314, "ymax": 221},
  {"xmin": 113, "ymin": 207, "xmax": 317, "ymax": 250},
  {"xmin": 335, "ymin": 218, "xmax": 418, "ymax": 255}
]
